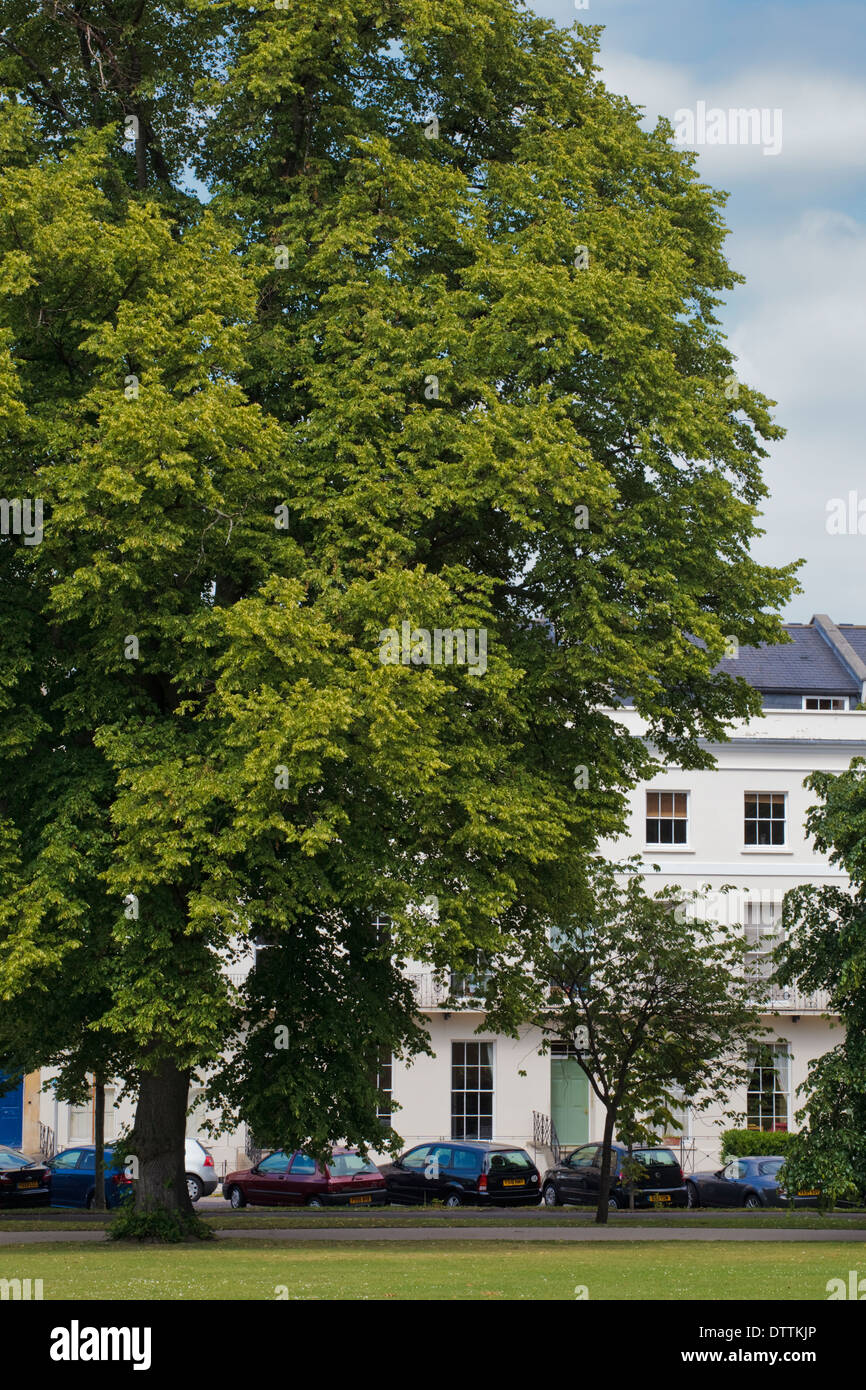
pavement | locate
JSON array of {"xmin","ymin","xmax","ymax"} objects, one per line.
[{"xmin": 2, "ymin": 1225, "xmax": 866, "ymax": 1244}]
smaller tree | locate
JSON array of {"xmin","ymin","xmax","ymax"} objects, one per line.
[
  {"xmin": 485, "ymin": 861, "xmax": 766, "ymax": 1223},
  {"xmin": 773, "ymin": 762, "xmax": 866, "ymax": 1205}
]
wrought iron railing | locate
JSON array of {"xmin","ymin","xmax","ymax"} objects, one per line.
[
  {"xmin": 244, "ymin": 1126, "xmax": 263, "ymax": 1166},
  {"xmin": 408, "ymin": 970, "xmax": 492, "ymax": 1009},
  {"xmin": 532, "ymin": 1110, "xmax": 562, "ymax": 1163},
  {"xmin": 38, "ymin": 1123, "xmax": 55, "ymax": 1159},
  {"xmin": 756, "ymin": 985, "xmax": 833, "ymax": 1013}
]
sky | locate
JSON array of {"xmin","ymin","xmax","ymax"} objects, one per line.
[{"xmin": 533, "ymin": 0, "xmax": 866, "ymax": 623}]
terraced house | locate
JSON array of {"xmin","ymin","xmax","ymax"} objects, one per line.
[
  {"xmin": 12, "ymin": 614, "xmax": 861, "ymax": 1178},
  {"xmin": 380, "ymin": 614, "xmax": 860, "ymax": 1171}
]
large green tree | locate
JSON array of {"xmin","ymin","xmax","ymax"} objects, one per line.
[{"xmin": 0, "ymin": 0, "xmax": 797, "ymax": 1229}]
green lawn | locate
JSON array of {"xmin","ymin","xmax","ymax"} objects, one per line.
[
  {"xmin": 0, "ymin": 1240, "xmax": 861, "ymax": 1299},
  {"xmin": 2, "ymin": 1210, "xmax": 865, "ymax": 1231}
]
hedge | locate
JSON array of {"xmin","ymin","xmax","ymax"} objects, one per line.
[{"xmin": 720, "ymin": 1128, "xmax": 798, "ymax": 1159}]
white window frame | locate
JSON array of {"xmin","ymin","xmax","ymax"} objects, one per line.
[
  {"xmin": 450, "ymin": 1040, "xmax": 495, "ymax": 1141},
  {"xmin": 746, "ymin": 1040, "xmax": 791, "ymax": 1133},
  {"xmin": 802, "ymin": 696, "xmax": 848, "ymax": 710},
  {"xmin": 743, "ymin": 900, "xmax": 783, "ymax": 983},
  {"xmin": 644, "ymin": 790, "xmax": 690, "ymax": 849},
  {"xmin": 744, "ymin": 791, "xmax": 787, "ymax": 848},
  {"xmin": 67, "ymin": 1084, "xmax": 117, "ymax": 1142}
]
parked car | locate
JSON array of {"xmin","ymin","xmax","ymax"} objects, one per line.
[
  {"xmin": 541, "ymin": 1142, "xmax": 688, "ymax": 1209},
  {"xmin": 46, "ymin": 1146, "xmax": 133, "ymax": 1209},
  {"xmin": 223, "ymin": 1148, "xmax": 388, "ymax": 1209},
  {"xmin": 0, "ymin": 1145, "xmax": 52, "ymax": 1208},
  {"xmin": 686, "ymin": 1156, "xmax": 820, "ymax": 1209},
  {"xmin": 383, "ymin": 1140, "xmax": 541, "ymax": 1207},
  {"xmin": 185, "ymin": 1138, "xmax": 217, "ymax": 1202}
]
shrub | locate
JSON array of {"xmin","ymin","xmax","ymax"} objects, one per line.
[
  {"xmin": 108, "ymin": 1206, "xmax": 214, "ymax": 1243},
  {"xmin": 720, "ymin": 1128, "xmax": 798, "ymax": 1159}
]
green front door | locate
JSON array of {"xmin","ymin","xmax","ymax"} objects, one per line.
[{"xmin": 550, "ymin": 1056, "xmax": 589, "ymax": 1147}]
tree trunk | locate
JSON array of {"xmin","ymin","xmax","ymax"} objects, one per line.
[
  {"xmin": 595, "ymin": 1106, "xmax": 618, "ymax": 1225},
  {"xmin": 92, "ymin": 1077, "xmax": 106, "ymax": 1213},
  {"xmin": 628, "ymin": 1137, "xmax": 635, "ymax": 1212},
  {"xmin": 129, "ymin": 1058, "xmax": 192, "ymax": 1214}
]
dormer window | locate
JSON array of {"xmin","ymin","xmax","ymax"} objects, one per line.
[{"xmin": 803, "ymin": 696, "xmax": 848, "ymax": 710}]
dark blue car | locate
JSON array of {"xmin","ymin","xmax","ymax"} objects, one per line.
[
  {"xmin": 686, "ymin": 1155, "xmax": 820, "ymax": 1209},
  {"xmin": 47, "ymin": 1146, "xmax": 134, "ymax": 1210}
]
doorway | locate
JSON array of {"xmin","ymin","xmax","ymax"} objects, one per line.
[
  {"xmin": 550, "ymin": 1052, "xmax": 589, "ymax": 1147},
  {"xmin": 0, "ymin": 1074, "xmax": 24, "ymax": 1148}
]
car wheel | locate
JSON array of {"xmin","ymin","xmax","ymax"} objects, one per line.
[
  {"xmin": 686, "ymin": 1182, "xmax": 700, "ymax": 1209},
  {"xmin": 542, "ymin": 1183, "xmax": 560, "ymax": 1207},
  {"xmin": 186, "ymin": 1174, "xmax": 203, "ymax": 1203},
  {"xmin": 85, "ymin": 1192, "xmax": 95, "ymax": 1211},
  {"xmin": 228, "ymin": 1185, "xmax": 246, "ymax": 1209},
  {"xmin": 306, "ymin": 1196, "xmax": 324, "ymax": 1208},
  {"xmin": 444, "ymin": 1192, "xmax": 462, "ymax": 1209},
  {"xmin": 744, "ymin": 1193, "xmax": 762, "ymax": 1209},
  {"xmin": 608, "ymin": 1194, "xmax": 620, "ymax": 1210}
]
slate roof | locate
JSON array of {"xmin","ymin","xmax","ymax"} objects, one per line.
[
  {"xmin": 717, "ymin": 621, "xmax": 860, "ymax": 695},
  {"xmin": 837, "ymin": 625, "xmax": 866, "ymax": 668}
]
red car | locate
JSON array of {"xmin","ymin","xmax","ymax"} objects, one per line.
[{"xmin": 223, "ymin": 1148, "xmax": 388, "ymax": 1208}]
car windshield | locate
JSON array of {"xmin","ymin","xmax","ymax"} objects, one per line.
[
  {"xmin": 634, "ymin": 1149, "xmax": 679, "ymax": 1166},
  {"xmin": 0, "ymin": 1148, "xmax": 31, "ymax": 1168},
  {"xmin": 487, "ymin": 1150, "xmax": 533, "ymax": 1172},
  {"xmin": 329, "ymin": 1153, "xmax": 380, "ymax": 1177}
]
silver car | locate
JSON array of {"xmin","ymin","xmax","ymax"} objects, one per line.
[{"xmin": 185, "ymin": 1138, "xmax": 218, "ymax": 1202}]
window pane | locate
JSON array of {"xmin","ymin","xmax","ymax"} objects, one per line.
[{"xmin": 451, "ymin": 1042, "xmax": 493, "ymax": 1141}]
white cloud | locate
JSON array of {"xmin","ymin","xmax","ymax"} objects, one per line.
[
  {"xmin": 599, "ymin": 53, "xmax": 866, "ymax": 178},
  {"xmin": 724, "ymin": 212, "xmax": 866, "ymax": 618}
]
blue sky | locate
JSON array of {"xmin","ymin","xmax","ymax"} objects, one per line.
[{"xmin": 534, "ymin": 0, "xmax": 866, "ymax": 621}]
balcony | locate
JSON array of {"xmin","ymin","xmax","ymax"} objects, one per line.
[
  {"xmin": 758, "ymin": 984, "xmax": 834, "ymax": 1014},
  {"xmin": 409, "ymin": 971, "xmax": 490, "ymax": 1011},
  {"xmin": 406, "ymin": 971, "xmax": 834, "ymax": 1017}
]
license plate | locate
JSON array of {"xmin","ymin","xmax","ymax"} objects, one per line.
[
  {"xmin": 18, "ymin": 1181, "xmax": 39, "ymax": 1190},
  {"xmin": 797, "ymin": 1190, "xmax": 819, "ymax": 1197},
  {"xmin": 350, "ymin": 1195, "xmax": 372, "ymax": 1204},
  {"xmin": 503, "ymin": 1179, "xmax": 524, "ymax": 1187},
  {"xmin": 650, "ymin": 1193, "xmax": 671, "ymax": 1203}
]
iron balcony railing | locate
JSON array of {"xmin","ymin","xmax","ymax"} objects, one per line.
[
  {"xmin": 407, "ymin": 971, "xmax": 834, "ymax": 1016},
  {"xmin": 756, "ymin": 984, "xmax": 833, "ymax": 1014},
  {"xmin": 408, "ymin": 971, "xmax": 491, "ymax": 1009}
]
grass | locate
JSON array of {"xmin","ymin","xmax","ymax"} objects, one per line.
[
  {"xmin": 2, "ymin": 1209, "xmax": 865, "ymax": 1232},
  {"xmin": 0, "ymin": 1239, "xmax": 860, "ymax": 1299}
]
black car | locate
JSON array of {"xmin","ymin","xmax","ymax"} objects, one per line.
[
  {"xmin": 686, "ymin": 1156, "xmax": 820, "ymax": 1209},
  {"xmin": 541, "ymin": 1142, "xmax": 688, "ymax": 1209},
  {"xmin": 0, "ymin": 1145, "xmax": 52, "ymax": 1207},
  {"xmin": 383, "ymin": 1141, "xmax": 541, "ymax": 1207}
]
